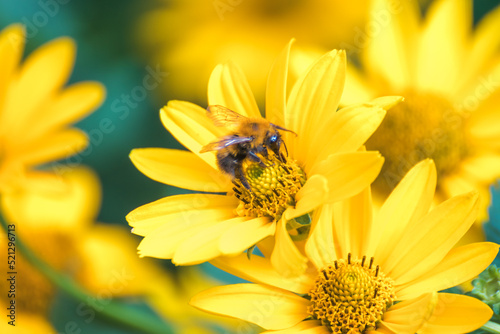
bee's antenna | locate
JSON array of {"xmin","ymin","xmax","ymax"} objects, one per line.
[{"xmin": 273, "ymin": 124, "xmax": 297, "ymax": 136}]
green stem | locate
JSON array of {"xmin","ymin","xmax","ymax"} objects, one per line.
[
  {"xmin": 0, "ymin": 209, "xmax": 171, "ymax": 334},
  {"xmin": 481, "ymin": 321, "xmax": 500, "ymax": 333}
]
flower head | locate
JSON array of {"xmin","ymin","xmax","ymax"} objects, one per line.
[
  {"xmin": 136, "ymin": 0, "xmax": 370, "ymax": 101},
  {"xmin": 191, "ymin": 160, "xmax": 498, "ymax": 333},
  {"xmin": 127, "ymin": 41, "xmax": 398, "ymax": 275},
  {"xmin": 342, "ymin": 0, "xmax": 500, "ymax": 221},
  {"xmin": 0, "ymin": 24, "xmax": 105, "ymax": 194}
]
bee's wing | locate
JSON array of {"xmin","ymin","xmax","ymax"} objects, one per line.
[
  {"xmin": 200, "ymin": 135, "xmax": 253, "ymax": 153},
  {"xmin": 206, "ymin": 105, "xmax": 247, "ymax": 128}
]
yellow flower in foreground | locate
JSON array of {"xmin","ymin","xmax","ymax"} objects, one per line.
[
  {"xmin": 136, "ymin": 0, "xmax": 370, "ymax": 101},
  {"xmin": 0, "ymin": 24, "xmax": 105, "ymax": 193},
  {"xmin": 127, "ymin": 41, "xmax": 399, "ymax": 275},
  {"xmin": 191, "ymin": 160, "xmax": 498, "ymax": 333},
  {"xmin": 342, "ymin": 0, "xmax": 500, "ymax": 221}
]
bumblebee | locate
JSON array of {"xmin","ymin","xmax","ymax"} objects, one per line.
[{"xmin": 200, "ymin": 105, "xmax": 295, "ymax": 189}]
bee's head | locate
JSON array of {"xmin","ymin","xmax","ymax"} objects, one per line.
[{"xmin": 265, "ymin": 129, "xmax": 282, "ymax": 157}]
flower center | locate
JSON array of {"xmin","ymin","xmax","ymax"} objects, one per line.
[
  {"xmin": 366, "ymin": 90, "xmax": 469, "ymax": 193},
  {"xmin": 308, "ymin": 255, "xmax": 396, "ymax": 333},
  {"xmin": 233, "ymin": 154, "xmax": 306, "ymax": 223}
]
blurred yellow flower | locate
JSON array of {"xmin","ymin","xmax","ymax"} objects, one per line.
[
  {"xmin": 0, "ymin": 167, "xmax": 240, "ymax": 333},
  {"xmin": 342, "ymin": 0, "xmax": 500, "ymax": 221},
  {"xmin": 0, "ymin": 24, "xmax": 105, "ymax": 193},
  {"xmin": 127, "ymin": 42, "xmax": 396, "ymax": 276},
  {"xmin": 135, "ymin": 0, "xmax": 370, "ymax": 102},
  {"xmin": 191, "ymin": 160, "xmax": 498, "ymax": 333},
  {"xmin": 0, "ymin": 167, "xmax": 100, "ymax": 333}
]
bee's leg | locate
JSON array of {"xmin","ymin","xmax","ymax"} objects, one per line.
[
  {"xmin": 235, "ymin": 165, "xmax": 251, "ymax": 190},
  {"xmin": 280, "ymin": 141, "xmax": 289, "ymax": 161},
  {"xmin": 261, "ymin": 148, "xmax": 275, "ymax": 167},
  {"xmin": 247, "ymin": 151, "xmax": 267, "ymax": 168}
]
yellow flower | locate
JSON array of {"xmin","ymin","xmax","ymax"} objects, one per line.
[
  {"xmin": 0, "ymin": 24, "xmax": 105, "ymax": 193},
  {"xmin": 136, "ymin": 0, "xmax": 370, "ymax": 102},
  {"xmin": 0, "ymin": 167, "xmax": 100, "ymax": 332},
  {"xmin": 191, "ymin": 160, "xmax": 498, "ymax": 333},
  {"xmin": 0, "ymin": 167, "xmax": 237, "ymax": 333},
  {"xmin": 342, "ymin": 0, "xmax": 500, "ymax": 221},
  {"xmin": 127, "ymin": 41, "xmax": 397, "ymax": 275}
]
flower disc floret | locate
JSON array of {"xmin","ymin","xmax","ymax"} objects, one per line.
[
  {"xmin": 308, "ymin": 255, "xmax": 396, "ymax": 333},
  {"xmin": 367, "ymin": 91, "xmax": 469, "ymax": 193},
  {"xmin": 234, "ymin": 154, "xmax": 306, "ymax": 221}
]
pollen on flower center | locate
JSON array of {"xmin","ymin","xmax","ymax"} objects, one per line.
[
  {"xmin": 308, "ymin": 254, "xmax": 396, "ymax": 333},
  {"xmin": 233, "ymin": 154, "xmax": 306, "ymax": 222},
  {"xmin": 366, "ymin": 90, "xmax": 469, "ymax": 193}
]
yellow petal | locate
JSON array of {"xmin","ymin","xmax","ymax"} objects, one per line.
[
  {"xmin": 190, "ymin": 284, "xmax": 309, "ymax": 330},
  {"xmin": 130, "ymin": 148, "xmax": 229, "ymax": 192},
  {"xmin": 439, "ymin": 173, "xmax": 491, "ymax": 223},
  {"xmin": 208, "ymin": 61, "xmax": 260, "ymax": 117},
  {"xmin": 24, "ymin": 82, "xmax": 105, "ymax": 143},
  {"xmin": 439, "ymin": 172, "xmax": 479, "ymax": 200},
  {"xmin": 257, "ymin": 236, "xmax": 275, "ymax": 259},
  {"xmin": 210, "ymin": 253, "xmax": 315, "ymax": 294},
  {"xmin": 342, "ymin": 63, "xmax": 376, "ymax": 105},
  {"xmin": 265, "ymin": 39, "xmax": 294, "ymax": 127},
  {"xmin": 0, "ymin": 24, "xmax": 24, "ymax": 129},
  {"xmin": 18, "ymin": 128, "xmax": 88, "ymax": 166},
  {"xmin": 261, "ymin": 320, "xmax": 329, "ymax": 333},
  {"xmin": 311, "ymin": 151, "xmax": 383, "ymax": 203},
  {"xmin": 283, "ymin": 174, "xmax": 328, "ymax": 221},
  {"xmin": 384, "ymin": 191, "xmax": 479, "ymax": 284},
  {"xmin": 127, "ymin": 194, "xmax": 237, "ymax": 236},
  {"xmin": 380, "ymin": 293, "xmax": 435, "ymax": 334},
  {"xmin": 219, "ymin": 217, "xmax": 275, "ymax": 256},
  {"xmin": 309, "ymin": 104, "xmax": 386, "ymax": 168},
  {"xmin": 363, "ymin": 0, "xmax": 420, "ymax": 91},
  {"xmin": 415, "ymin": 0, "xmax": 470, "ymax": 95},
  {"xmin": 160, "ymin": 100, "xmax": 225, "ymax": 169},
  {"xmin": 271, "ymin": 217, "xmax": 308, "ymax": 277},
  {"xmin": 12, "ymin": 170, "xmax": 67, "ymax": 194},
  {"xmin": 333, "ymin": 185, "xmax": 373, "ymax": 259},
  {"xmin": 420, "ymin": 293, "xmax": 492, "ymax": 333},
  {"xmin": 1, "ymin": 167, "xmax": 100, "ymax": 230},
  {"xmin": 172, "ymin": 217, "xmax": 246, "ymax": 265},
  {"xmin": 458, "ymin": 4, "xmax": 500, "ymax": 96},
  {"xmin": 368, "ymin": 96, "xmax": 405, "ymax": 111},
  {"xmin": 371, "ymin": 159, "xmax": 436, "ymax": 267},
  {"xmin": 3, "ymin": 37, "xmax": 76, "ymax": 136},
  {"xmin": 286, "ymin": 50, "xmax": 345, "ymax": 163},
  {"xmin": 459, "ymin": 153, "xmax": 500, "ymax": 183},
  {"xmin": 136, "ymin": 206, "xmax": 235, "ymax": 259},
  {"xmin": 305, "ymin": 204, "xmax": 337, "ymax": 270},
  {"xmin": 396, "ymin": 242, "xmax": 499, "ymax": 299},
  {"xmin": 466, "ymin": 89, "xmax": 500, "ymax": 148}
]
